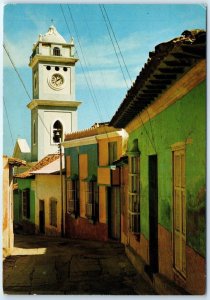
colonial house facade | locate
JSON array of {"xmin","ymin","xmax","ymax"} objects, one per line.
[
  {"xmin": 63, "ymin": 123, "xmax": 128, "ymax": 241},
  {"xmin": 110, "ymin": 30, "xmax": 206, "ymax": 295},
  {"xmin": 14, "ymin": 154, "xmax": 65, "ymax": 236}
]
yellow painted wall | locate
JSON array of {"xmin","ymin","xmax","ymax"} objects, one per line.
[
  {"xmin": 99, "ymin": 139, "xmax": 108, "ymax": 166},
  {"xmin": 98, "ymin": 167, "xmax": 111, "ymax": 185},
  {"xmin": 98, "ymin": 136, "xmax": 122, "ymax": 166},
  {"xmin": 98, "ymin": 136, "xmax": 123, "ymax": 226},
  {"xmin": 35, "ymin": 174, "xmax": 65, "ymax": 236}
]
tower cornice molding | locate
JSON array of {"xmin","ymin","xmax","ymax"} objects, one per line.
[
  {"xmin": 27, "ymin": 99, "xmax": 82, "ymax": 110},
  {"xmin": 29, "ymin": 55, "xmax": 79, "ymax": 68}
]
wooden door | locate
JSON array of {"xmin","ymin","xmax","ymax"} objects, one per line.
[
  {"xmin": 39, "ymin": 200, "xmax": 45, "ymax": 234},
  {"xmin": 108, "ymin": 187, "xmax": 121, "ymax": 240},
  {"xmin": 173, "ymin": 148, "xmax": 186, "ymax": 277}
]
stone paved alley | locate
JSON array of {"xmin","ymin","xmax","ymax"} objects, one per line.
[{"xmin": 3, "ymin": 234, "xmax": 156, "ymax": 295}]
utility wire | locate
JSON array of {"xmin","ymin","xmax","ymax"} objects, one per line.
[
  {"xmin": 99, "ymin": 5, "xmax": 129, "ymax": 90},
  {"xmin": 3, "ymin": 98, "xmax": 15, "ymax": 148},
  {"xmin": 61, "ymin": 4, "xmax": 117, "ymax": 144},
  {"xmin": 81, "ymin": 5, "xmax": 111, "ymax": 121},
  {"xmin": 66, "ymin": 4, "xmax": 105, "ymax": 123},
  {"xmin": 99, "ymin": 5, "xmax": 157, "ymax": 153},
  {"xmin": 60, "ymin": 5, "xmax": 73, "ymax": 39},
  {"xmin": 3, "ymin": 43, "xmax": 51, "ymax": 138},
  {"xmin": 61, "ymin": 5, "xmax": 102, "ymax": 119},
  {"xmin": 101, "ymin": 5, "xmax": 133, "ymax": 85},
  {"xmin": 3, "ymin": 43, "xmax": 31, "ymax": 101}
]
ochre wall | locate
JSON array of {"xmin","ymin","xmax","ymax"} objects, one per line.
[{"xmin": 35, "ymin": 174, "xmax": 64, "ymax": 236}]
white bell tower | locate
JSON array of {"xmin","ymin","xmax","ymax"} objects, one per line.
[{"xmin": 28, "ymin": 25, "xmax": 81, "ymax": 162}]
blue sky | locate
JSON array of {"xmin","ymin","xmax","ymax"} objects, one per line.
[{"xmin": 2, "ymin": 3, "xmax": 206, "ymax": 156}]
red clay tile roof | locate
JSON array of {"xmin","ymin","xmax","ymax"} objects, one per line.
[
  {"xmin": 65, "ymin": 124, "xmax": 121, "ymax": 141},
  {"xmin": 110, "ymin": 29, "xmax": 206, "ymax": 128},
  {"xmin": 3, "ymin": 155, "xmax": 26, "ymax": 166},
  {"xmin": 14, "ymin": 154, "xmax": 60, "ymax": 178}
]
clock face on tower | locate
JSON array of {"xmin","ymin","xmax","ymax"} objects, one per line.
[{"xmin": 48, "ymin": 73, "xmax": 65, "ymax": 90}]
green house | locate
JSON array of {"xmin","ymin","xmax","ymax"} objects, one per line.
[{"xmin": 110, "ymin": 30, "xmax": 206, "ymax": 295}]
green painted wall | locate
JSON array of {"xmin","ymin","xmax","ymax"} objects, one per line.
[
  {"xmin": 16, "ymin": 178, "xmax": 36, "ymax": 224},
  {"xmin": 14, "ymin": 190, "xmax": 21, "ymax": 222},
  {"xmin": 65, "ymin": 143, "xmax": 98, "ymax": 177},
  {"xmin": 128, "ymin": 81, "xmax": 206, "ymax": 257}
]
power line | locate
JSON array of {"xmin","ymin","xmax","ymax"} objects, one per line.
[
  {"xmin": 65, "ymin": 5, "xmax": 105, "ymax": 123},
  {"xmin": 61, "ymin": 5, "xmax": 117, "ymax": 144},
  {"xmin": 99, "ymin": 5, "xmax": 157, "ymax": 153},
  {"xmin": 101, "ymin": 5, "xmax": 133, "ymax": 85},
  {"xmin": 99, "ymin": 5, "xmax": 129, "ymax": 90},
  {"xmin": 3, "ymin": 43, "xmax": 52, "ymax": 138},
  {"xmin": 3, "ymin": 98, "xmax": 15, "ymax": 149},
  {"xmin": 3, "ymin": 43, "xmax": 31, "ymax": 101},
  {"xmin": 80, "ymin": 5, "xmax": 111, "ymax": 121}
]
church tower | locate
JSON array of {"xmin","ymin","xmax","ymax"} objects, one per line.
[{"xmin": 28, "ymin": 25, "xmax": 81, "ymax": 161}]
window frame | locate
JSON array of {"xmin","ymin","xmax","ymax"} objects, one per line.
[
  {"xmin": 85, "ymin": 179, "xmax": 98, "ymax": 222},
  {"xmin": 52, "ymin": 120, "xmax": 63, "ymax": 144},
  {"xmin": 128, "ymin": 155, "xmax": 140, "ymax": 236},
  {"xmin": 108, "ymin": 141, "xmax": 117, "ymax": 165},
  {"xmin": 53, "ymin": 47, "xmax": 61, "ymax": 56},
  {"xmin": 66, "ymin": 178, "xmax": 79, "ymax": 217}
]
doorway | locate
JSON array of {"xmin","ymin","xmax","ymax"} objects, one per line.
[
  {"xmin": 39, "ymin": 200, "xmax": 45, "ymax": 234},
  {"xmin": 149, "ymin": 155, "xmax": 159, "ymax": 274},
  {"xmin": 108, "ymin": 187, "xmax": 121, "ymax": 240}
]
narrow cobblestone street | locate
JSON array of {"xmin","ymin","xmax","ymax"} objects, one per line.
[{"xmin": 3, "ymin": 234, "xmax": 156, "ymax": 295}]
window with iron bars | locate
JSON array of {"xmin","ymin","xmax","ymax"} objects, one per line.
[
  {"xmin": 85, "ymin": 180, "xmax": 98, "ymax": 222},
  {"xmin": 53, "ymin": 47, "xmax": 61, "ymax": 56},
  {"xmin": 66, "ymin": 179, "xmax": 79, "ymax": 217},
  {"xmin": 128, "ymin": 156, "xmax": 140, "ymax": 236}
]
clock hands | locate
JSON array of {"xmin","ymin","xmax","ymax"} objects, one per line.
[{"xmin": 50, "ymin": 73, "xmax": 64, "ymax": 89}]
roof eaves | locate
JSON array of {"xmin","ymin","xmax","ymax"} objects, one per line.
[
  {"xmin": 14, "ymin": 154, "xmax": 61, "ymax": 178},
  {"xmin": 110, "ymin": 30, "xmax": 206, "ymax": 128}
]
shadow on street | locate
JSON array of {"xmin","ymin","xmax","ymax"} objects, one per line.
[{"xmin": 3, "ymin": 234, "xmax": 157, "ymax": 295}]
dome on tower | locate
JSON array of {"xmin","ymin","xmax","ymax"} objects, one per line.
[{"xmin": 39, "ymin": 25, "xmax": 66, "ymax": 44}]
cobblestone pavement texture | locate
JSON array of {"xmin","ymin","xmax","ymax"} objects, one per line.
[{"xmin": 3, "ymin": 234, "xmax": 156, "ymax": 295}]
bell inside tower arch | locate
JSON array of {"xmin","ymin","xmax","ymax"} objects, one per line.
[{"xmin": 53, "ymin": 120, "xmax": 63, "ymax": 143}]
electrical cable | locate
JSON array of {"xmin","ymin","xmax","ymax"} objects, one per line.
[
  {"xmin": 4, "ymin": 43, "xmax": 53, "ymax": 140},
  {"xmin": 100, "ymin": 5, "xmax": 157, "ymax": 153},
  {"xmin": 3, "ymin": 97, "xmax": 15, "ymax": 149},
  {"xmin": 101, "ymin": 5, "xmax": 133, "ymax": 85},
  {"xmin": 99, "ymin": 5, "xmax": 129, "ymax": 90}
]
